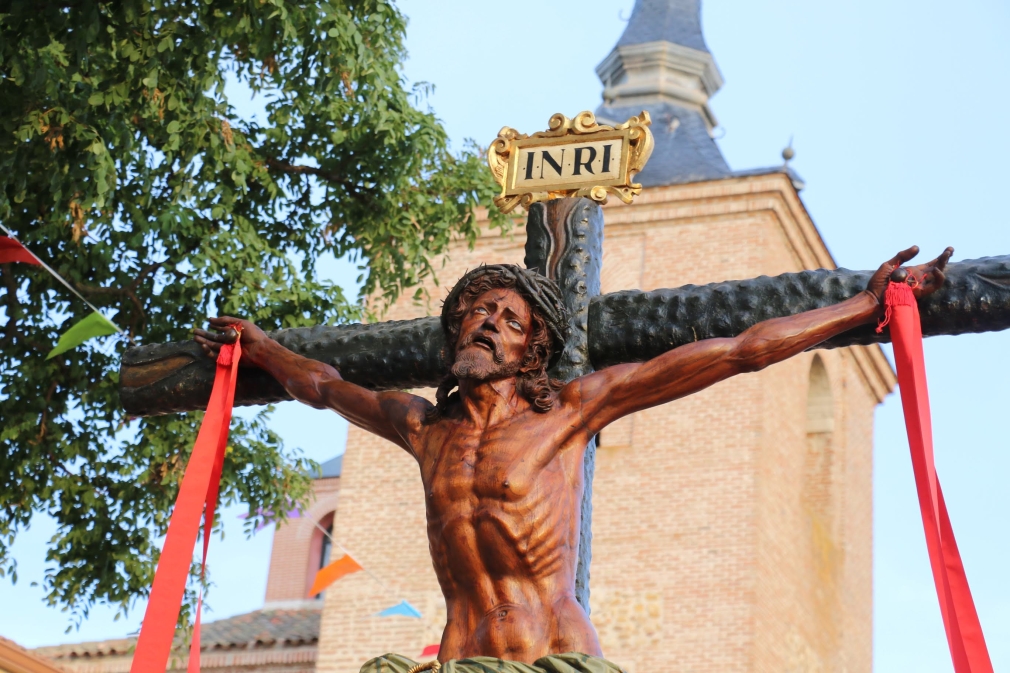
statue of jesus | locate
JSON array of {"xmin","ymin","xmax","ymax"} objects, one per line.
[{"xmin": 195, "ymin": 245, "xmax": 951, "ymax": 673}]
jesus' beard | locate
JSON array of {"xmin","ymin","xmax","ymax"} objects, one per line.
[{"xmin": 451, "ymin": 335, "xmax": 521, "ymax": 382}]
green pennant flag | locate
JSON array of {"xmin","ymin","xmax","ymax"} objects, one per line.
[{"xmin": 47, "ymin": 311, "xmax": 119, "ymax": 360}]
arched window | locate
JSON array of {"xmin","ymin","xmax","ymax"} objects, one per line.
[
  {"xmin": 806, "ymin": 355, "xmax": 834, "ymax": 434},
  {"xmin": 306, "ymin": 511, "xmax": 335, "ymax": 599},
  {"xmin": 320, "ymin": 518, "xmax": 333, "ymax": 569},
  {"xmin": 804, "ymin": 355, "xmax": 834, "ymax": 517},
  {"xmin": 802, "ymin": 355, "xmax": 840, "ymax": 661}
]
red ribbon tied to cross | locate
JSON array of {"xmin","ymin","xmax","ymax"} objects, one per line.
[
  {"xmin": 131, "ymin": 334, "xmax": 242, "ymax": 673},
  {"xmin": 877, "ymin": 279, "xmax": 992, "ymax": 673}
]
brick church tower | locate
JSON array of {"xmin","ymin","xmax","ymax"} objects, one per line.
[{"xmin": 313, "ymin": 2, "xmax": 895, "ymax": 672}]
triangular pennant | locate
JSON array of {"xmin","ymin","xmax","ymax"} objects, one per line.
[
  {"xmin": 420, "ymin": 644, "xmax": 440, "ymax": 658},
  {"xmin": 308, "ymin": 554, "xmax": 362, "ymax": 596},
  {"xmin": 375, "ymin": 600, "xmax": 422, "ymax": 618},
  {"xmin": 46, "ymin": 311, "xmax": 119, "ymax": 360},
  {"xmin": 0, "ymin": 236, "xmax": 40, "ymax": 265}
]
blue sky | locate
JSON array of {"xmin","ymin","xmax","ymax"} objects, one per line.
[{"xmin": 2, "ymin": 2, "xmax": 1009, "ymax": 671}]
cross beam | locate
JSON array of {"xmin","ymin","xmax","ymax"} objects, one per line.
[
  {"xmin": 120, "ymin": 198, "xmax": 1010, "ymax": 609},
  {"xmin": 120, "ymin": 240, "xmax": 1010, "ymax": 417}
]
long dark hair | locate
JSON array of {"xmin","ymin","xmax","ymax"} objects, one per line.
[{"xmin": 425, "ymin": 265, "xmax": 568, "ymax": 422}]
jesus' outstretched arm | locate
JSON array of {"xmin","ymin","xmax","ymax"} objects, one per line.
[
  {"xmin": 574, "ymin": 245, "xmax": 953, "ymax": 435},
  {"xmin": 194, "ymin": 317, "xmax": 432, "ymax": 455}
]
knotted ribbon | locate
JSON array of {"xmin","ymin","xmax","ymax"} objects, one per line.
[
  {"xmin": 131, "ymin": 337, "xmax": 242, "ymax": 673},
  {"xmin": 877, "ymin": 280, "xmax": 992, "ymax": 672}
]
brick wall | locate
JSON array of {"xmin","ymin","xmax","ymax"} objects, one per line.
[{"xmin": 315, "ymin": 174, "xmax": 894, "ymax": 673}]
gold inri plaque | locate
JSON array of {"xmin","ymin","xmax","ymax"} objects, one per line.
[{"xmin": 487, "ymin": 110, "xmax": 654, "ymax": 214}]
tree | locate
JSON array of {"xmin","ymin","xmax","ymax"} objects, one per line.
[{"xmin": 0, "ymin": 0, "xmax": 505, "ymax": 628}]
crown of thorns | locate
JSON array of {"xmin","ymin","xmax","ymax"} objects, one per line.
[{"xmin": 440, "ymin": 264, "xmax": 569, "ymax": 368}]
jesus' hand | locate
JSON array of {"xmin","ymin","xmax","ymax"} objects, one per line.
[
  {"xmin": 193, "ymin": 316, "xmax": 269, "ymax": 360},
  {"xmin": 865, "ymin": 245, "xmax": 953, "ymax": 305}
]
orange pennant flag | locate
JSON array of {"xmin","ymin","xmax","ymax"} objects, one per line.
[{"xmin": 309, "ymin": 555, "xmax": 363, "ymax": 596}]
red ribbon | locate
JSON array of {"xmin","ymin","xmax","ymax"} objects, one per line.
[
  {"xmin": 877, "ymin": 281, "xmax": 992, "ymax": 672},
  {"xmin": 131, "ymin": 338, "xmax": 241, "ymax": 673}
]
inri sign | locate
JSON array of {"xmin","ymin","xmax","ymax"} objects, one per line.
[{"xmin": 488, "ymin": 111, "xmax": 654, "ymax": 214}]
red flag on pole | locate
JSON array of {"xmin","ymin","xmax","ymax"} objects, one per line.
[
  {"xmin": 878, "ymin": 280, "xmax": 992, "ymax": 673},
  {"xmin": 0, "ymin": 236, "xmax": 40, "ymax": 265},
  {"xmin": 130, "ymin": 338, "xmax": 242, "ymax": 673}
]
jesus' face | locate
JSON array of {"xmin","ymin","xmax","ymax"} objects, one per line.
[{"xmin": 452, "ymin": 287, "xmax": 532, "ymax": 382}]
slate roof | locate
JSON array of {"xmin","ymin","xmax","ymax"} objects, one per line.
[
  {"xmin": 314, "ymin": 454, "xmax": 343, "ymax": 479},
  {"xmin": 616, "ymin": 0, "xmax": 709, "ymax": 54}
]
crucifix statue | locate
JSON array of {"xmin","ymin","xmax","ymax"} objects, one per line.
[{"xmin": 121, "ymin": 112, "xmax": 1009, "ymax": 673}]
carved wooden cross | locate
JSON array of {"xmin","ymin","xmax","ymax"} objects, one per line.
[{"xmin": 119, "ymin": 197, "xmax": 1010, "ymax": 610}]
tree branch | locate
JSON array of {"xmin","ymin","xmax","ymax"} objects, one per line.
[
  {"xmin": 264, "ymin": 157, "xmax": 343, "ymax": 183},
  {"xmin": 0, "ymin": 264, "xmax": 21, "ymax": 348},
  {"xmin": 74, "ymin": 284, "xmax": 127, "ymax": 296},
  {"xmin": 263, "ymin": 157, "xmax": 372, "ymax": 204},
  {"xmin": 33, "ymin": 380, "xmax": 59, "ymax": 444},
  {"xmin": 130, "ymin": 262, "xmax": 163, "ymax": 290},
  {"xmin": 76, "ymin": 262, "xmax": 162, "ymax": 336}
]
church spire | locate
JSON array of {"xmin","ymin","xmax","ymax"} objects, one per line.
[
  {"xmin": 617, "ymin": 0, "xmax": 710, "ymax": 54},
  {"xmin": 595, "ymin": 0, "xmax": 731, "ymax": 186}
]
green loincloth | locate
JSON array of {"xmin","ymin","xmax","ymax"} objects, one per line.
[{"xmin": 360, "ymin": 652, "xmax": 625, "ymax": 673}]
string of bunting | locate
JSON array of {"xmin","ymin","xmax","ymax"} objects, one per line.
[
  {"xmin": 236, "ymin": 509, "xmax": 439, "ymax": 653},
  {"xmin": 0, "ymin": 224, "xmax": 123, "ymax": 358},
  {"xmin": 306, "ymin": 519, "xmax": 441, "ymax": 657}
]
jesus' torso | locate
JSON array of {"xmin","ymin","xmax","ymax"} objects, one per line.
[{"xmin": 411, "ymin": 397, "xmax": 602, "ymax": 663}]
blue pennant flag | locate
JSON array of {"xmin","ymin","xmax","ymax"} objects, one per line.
[{"xmin": 376, "ymin": 600, "xmax": 422, "ymax": 618}]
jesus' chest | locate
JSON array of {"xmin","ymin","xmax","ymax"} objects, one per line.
[{"xmin": 423, "ymin": 419, "xmax": 576, "ymax": 508}]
